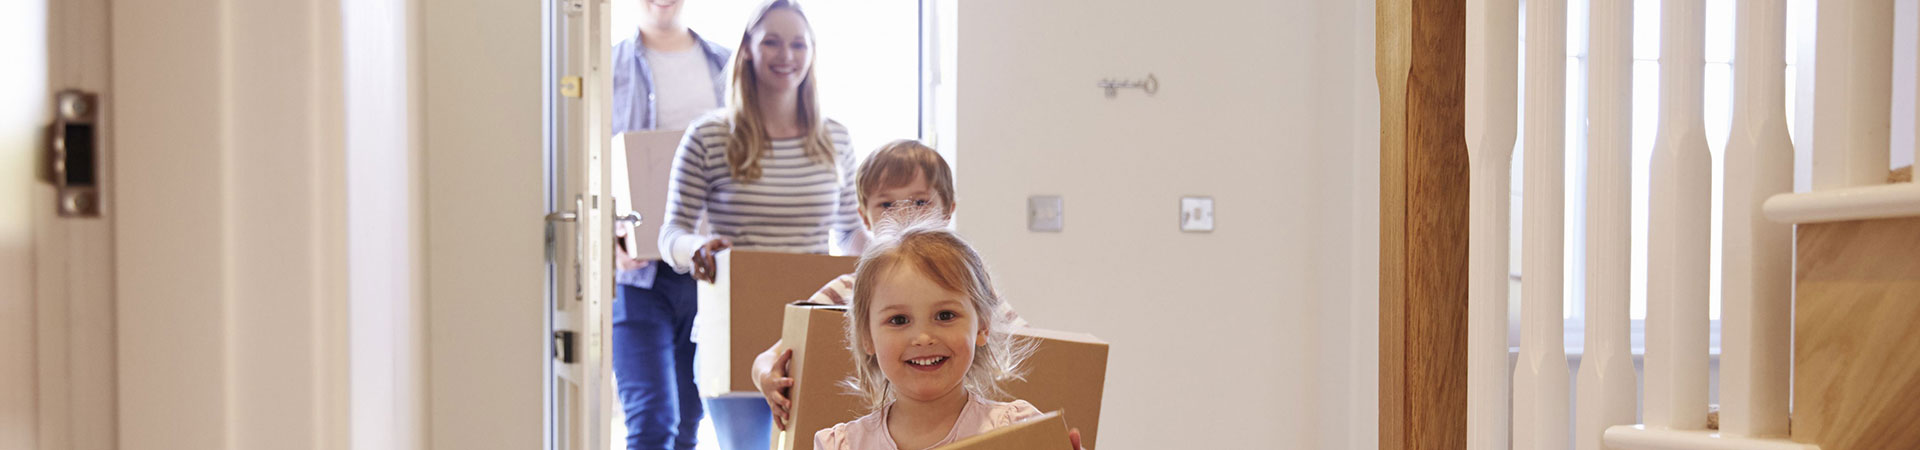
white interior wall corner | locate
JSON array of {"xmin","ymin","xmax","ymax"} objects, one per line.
[{"xmin": 951, "ymin": 0, "xmax": 1371, "ymax": 447}]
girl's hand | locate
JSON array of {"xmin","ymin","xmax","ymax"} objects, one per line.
[
  {"xmin": 1069, "ymin": 428, "xmax": 1084, "ymax": 450},
  {"xmin": 691, "ymin": 238, "xmax": 732, "ymax": 283},
  {"xmin": 758, "ymin": 349, "xmax": 796, "ymax": 430}
]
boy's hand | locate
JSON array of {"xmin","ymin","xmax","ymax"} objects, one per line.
[
  {"xmin": 758, "ymin": 349, "xmax": 796, "ymax": 430},
  {"xmin": 691, "ymin": 238, "xmax": 731, "ymax": 283}
]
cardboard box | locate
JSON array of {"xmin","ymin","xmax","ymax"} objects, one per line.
[
  {"xmin": 775, "ymin": 303, "xmax": 1110, "ymax": 450},
  {"xmin": 936, "ymin": 410, "xmax": 1074, "ymax": 450},
  {"xmin": 772, "ymin": 303, "xmax": 867, "ymax": 450},
  {"xmin": 1002, "ymin": 328, "xmax": 1109, "ymax": 449},
  {"xmin": 616, "ymin": 129, "xmax": 685, "ymax": 261},
  {"xmin": 694, "ymin": 250, "xmax": 858, "ymax": 397}
]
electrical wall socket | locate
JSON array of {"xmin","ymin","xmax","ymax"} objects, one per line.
[
  {"xmin": 1181, "ymin": 196, "xmax": 1214, "ymax": 232},
  {"xmin": 1028, "ymin": 195, "xmax": 1063, "ymax": 232}
]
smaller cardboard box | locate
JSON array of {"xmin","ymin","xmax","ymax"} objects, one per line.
[
  {"xmin": 615, "ymin": 128, "xmax": 685, "ymax": 261},
  {"xmin": 775, "ymin": 307, "xmax": 1112, "ymax": 450},
  {"xmin": 694, "ymin": 250, "xmax": 859, "ymax": 398},
  {"xmin": 1004, "ymin": 328, "xmax": 1109, "ymax": 449},
  {"xmin": 773, "ymin": 303, "xmax": 867, "ymax": 450},
  {"xmin": 936, "ymin": 411, "xmax": 1075, "ymax": 450}
]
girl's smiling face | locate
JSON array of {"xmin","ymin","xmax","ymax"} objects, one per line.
[{"xmin": 862, "ymin": 263, "xmax": 985, "ymax": 403}]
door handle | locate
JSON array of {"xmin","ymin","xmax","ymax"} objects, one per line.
[{"xmin": 544, "ymin": 196, "xmax": 587, "ymax": 301}]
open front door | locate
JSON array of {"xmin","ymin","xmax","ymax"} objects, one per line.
[{"xmin": 547, "ymin": 0, "xmax": 616, "ymax": 449}]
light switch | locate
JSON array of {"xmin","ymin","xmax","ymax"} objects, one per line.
[
  {"xmin": 1028, "ymin": 195, "xmax": 1063, "ymax": 232},
  {"xmin": 1181, "ymin": 196, "xmax": 1214, "ymax": 232}
]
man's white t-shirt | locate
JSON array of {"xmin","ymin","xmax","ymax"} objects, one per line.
[{"xmin": 645, "ymin": 46, "xmax": 720, "ymax": 130}]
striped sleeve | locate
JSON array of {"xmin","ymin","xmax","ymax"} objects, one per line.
[
  {"xmin": 658, "ymin": 121, "xmax": 715, "ymax": 272},
  {"xmin": 828, "ymin": 125, "xmax": 866, "ymax": 255},
  {"xmin": 804, "ymin": 274, "xmax": 856, "ymax": 305}
]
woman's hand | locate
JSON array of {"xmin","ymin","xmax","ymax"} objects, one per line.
[
  {"xmin": 1068, "ymin": 428, "xmax": 1084, "ymax": 450},
  {"xmin": 691, "ymin": 238, "xmax": 732, "ymax": 283},
  {"xmin": 757, "ymin": 348, "xmax": 796, "ymax": 430}
]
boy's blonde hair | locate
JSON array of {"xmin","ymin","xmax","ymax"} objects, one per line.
[
  {"xmin": 725, "ymin": 0, "xmax": 835, "ymax": 182},
  {"xmin": 856, "ymin": 140, "xmax": 955, "ymax": 213},
  {"xmin": 843, "ymin": 216, "xmax": 1032, "ymax": 412}
]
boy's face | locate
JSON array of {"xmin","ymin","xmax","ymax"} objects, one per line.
[{"xmin": 859, "ymin": 170, "xmax": 952, "ymax": 229}]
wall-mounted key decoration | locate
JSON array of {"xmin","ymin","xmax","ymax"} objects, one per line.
[{"xmin": 1097, "ymin": 73, "xmax": 1158, "ymax": 98}]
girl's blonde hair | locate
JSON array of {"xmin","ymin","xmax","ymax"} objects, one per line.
[
  {"xmin": 725, "ymin": 0, "xmax": 836, "ymax": 182},
  {"xmin": 843, "ymin": 215, "xmax": 1033, "ymax": 412}
]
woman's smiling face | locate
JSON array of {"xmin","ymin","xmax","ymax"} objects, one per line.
[
  {"xmin": 862, "ymin": 263, "xmax": 985, "ymax": 403},
  {"xmin": 746, "ymin": 8, "xmax": 812, "ymax": 95}
]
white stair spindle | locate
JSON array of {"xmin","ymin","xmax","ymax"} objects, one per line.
[
  {"xmin": 1466, "ymin": 0, "xmax": 1520, "ymax": 447},
  {"xmin": 1719, "ymin": 0, "xmax": 1795, "ymax": 438},
  {"xmin": 1644, "ymin": 0, "xmax": 1712, "ymax": 431},
  {"xmin": 1512, "ymin": 0, "xmax": 1571, "ymax": 446},
  {"xmin": 1575, "ymin": 0, "xmax": 1638, "ymax": 449},
  {"xmin": 1811, "ymin": 0, "xmax": 1896, "ymax": 189}
]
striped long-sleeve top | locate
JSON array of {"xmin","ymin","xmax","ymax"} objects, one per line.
[{"xmin": 657, "ymin": 115, "xmax": 863, "ymax": 273}]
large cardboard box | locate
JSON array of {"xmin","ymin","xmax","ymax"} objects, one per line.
[
  {"xmin": 936, "ymin": 411, "xmax": 1075, "ymax": 450},
  {"xmin": 776, "ymin": 303, "xmax": 1110, "ymax": 450},
  {"xmin": 1001, "ymin": 328, "xmax": 1108, "ymax": 449},
  {"xmin": 695, "ymin": 250, "xmax": 858, "ymax": 397},
  {"xmin": 773, "ymin": 304, "xmax": 867, "ymax": 450}
]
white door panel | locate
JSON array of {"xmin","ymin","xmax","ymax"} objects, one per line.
[{"xmin": 548, "ymin": 0, "xmax": 615, "ymax": 449}]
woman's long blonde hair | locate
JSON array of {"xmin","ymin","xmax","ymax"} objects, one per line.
[
  {"xmin": 843, "ymin": 215, "xmax": 1035, "ymax": 412},
  {"xmin": 726, "ymin": 0, "xmax": 836, "ymax": 182}
]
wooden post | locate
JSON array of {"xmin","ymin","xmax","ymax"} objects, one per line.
[
  {"xmin": 1575, "ymin": 0, "xmax": 1640, "ymax": 448},
  {"xmin": 1646, "ymin": 0, "xmax": 1713, "ymax": 432},
  {"xmin": 1513, "ymin": 0, "xmax": 1572, "ymax": 446},
  {"xmin": 1378, "ymin": 0, "xmax": 1468, "ymax": 448},
  {"xmin": 1464, "ymin": 0, "xmax": 1518, "ymax": 447},
  {"xmin": 1720, "ymin": 0, "xmax": 1795, "ymax": 438}
]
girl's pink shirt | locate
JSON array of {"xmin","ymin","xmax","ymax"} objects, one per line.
[{"xmin": 813, "ymin": 393, "xmax": 1044, "ymax": 450}]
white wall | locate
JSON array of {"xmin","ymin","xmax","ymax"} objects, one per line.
[
  {"xmin": 112, "ymin": 0, "xmax": 351, "ymax": 448},
  {"xmin": 420, "ymin": 0, "xmax": 547, "ymax": 448},
  {"xmin": 949, "ymin": 0, "xmax": 1378, "ymax": 448}
]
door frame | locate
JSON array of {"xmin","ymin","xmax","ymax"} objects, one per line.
[{"xmin": 31, "ymin": 0, "xmax": 118, "ymax": 447}]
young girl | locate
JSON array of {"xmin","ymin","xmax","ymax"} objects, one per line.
[
  {"xmin": 814, "ymin": 220, "xmax": 1079, "ymax": 450},
  {"xmin": 753, "ymin": 140, "xmax": 1027, "ymax": 432}
]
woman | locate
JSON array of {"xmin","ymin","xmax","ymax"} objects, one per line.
[{"xmin": 658, "ymin": 1, "xmax": 864, "ymax": 448}]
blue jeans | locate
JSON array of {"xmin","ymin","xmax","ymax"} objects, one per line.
[
  {"xmin": 705, "ymin": 396, "xmax": 773, "ymax": 450},
  {"xmin": 613, "ymin": 264, "xmax": 702, "ymax": 450}
]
